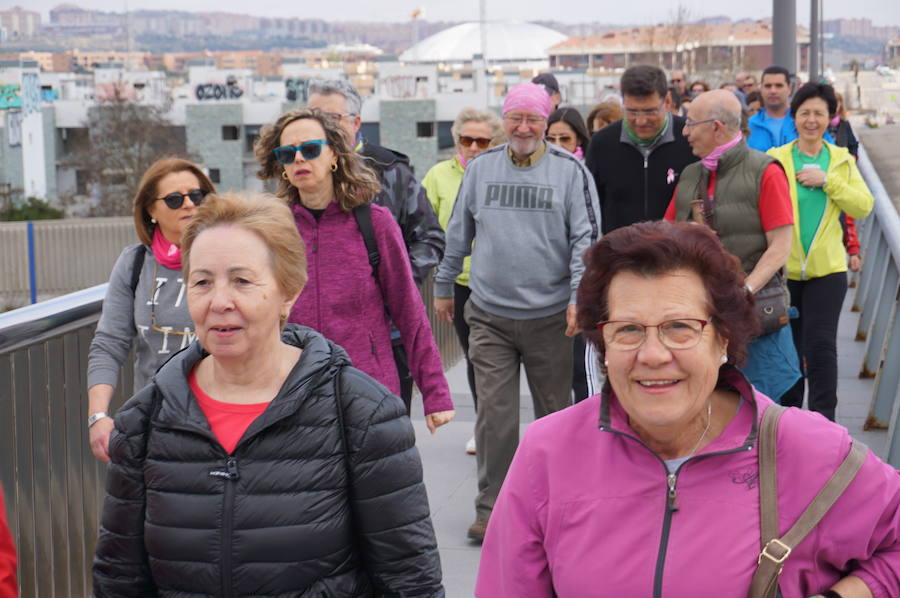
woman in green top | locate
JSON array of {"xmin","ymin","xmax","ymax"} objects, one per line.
[
  {"xmin": 422, "ymin": 107, "xmax": 503, "ymax": 454},
  {"xmin": 767, "ymin": 83, "xmax": 874, "ymax": 421}
]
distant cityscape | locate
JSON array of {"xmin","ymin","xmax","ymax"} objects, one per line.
[{"xmin": 2, "ymin": 4, "xmax": 899, "ymax": 65}]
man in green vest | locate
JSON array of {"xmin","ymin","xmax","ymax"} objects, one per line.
[{"xmin": 664, "ymin": 89, "xmax": 800, "ymax": 402}]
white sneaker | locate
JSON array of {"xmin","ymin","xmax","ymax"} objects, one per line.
[{"xmin": 465, "ymin": 436, "xmax": 476, "ymax": 455}]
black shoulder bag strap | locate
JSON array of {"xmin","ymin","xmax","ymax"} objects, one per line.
[
  {"xmin": 352, "ymin": 204, "xmax": 381, "ymax": 285},
  {"xmin": 747, "ymin": 405, "xmax": 869, "ymax": 598},
  {"xmin": 131, "ymin": 245, "xmax": 147, "ymax": 297}
]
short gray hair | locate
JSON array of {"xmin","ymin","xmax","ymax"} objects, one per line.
[
  {"xmin": 707, "ymin": 100, "xmax": 742, "ymax": 133},
  {"xmin": 451, "ymin": 107, "xmax": 504, "ymax": 145},
  {"xmin": 307, "ymin": 79, "xmax": 363, "ymax": 115}
]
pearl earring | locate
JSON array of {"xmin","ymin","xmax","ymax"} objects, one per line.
[
  {"xmin": 720, "ymin": 354, "xmax": 728, "ymax": 364},
  {"xmin": 151, "ymin": 217, "xmax": 157, "ymax": 224},
  {"xmin": 603, "ymin": 359, "xmax": 609, "ymax": 367}
]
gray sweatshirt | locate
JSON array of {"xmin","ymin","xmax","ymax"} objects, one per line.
[
  {"xmin": 434, "ymin": 143, "xmax": 601, "ymax": 319},
  {"xmin": 87, "ymin": 244, "xmax": 196, "ymax": 391}
]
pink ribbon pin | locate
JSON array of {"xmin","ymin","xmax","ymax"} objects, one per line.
[{"xmin": 666, "ymin": 168, "xmax": 675, "ymax": 184}]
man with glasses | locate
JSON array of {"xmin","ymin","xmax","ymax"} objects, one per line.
[
  {"xmin": 664, "ymin": 89, "xmax": 799, "ymax": 403},
  {"xmin": 585, "ymin": 65, "xmax": 696, "ymax": 235},
  {"xmin": 307, "ymin": 79, "xmax": 445, "ymax": 407},
  {"xmin": 433, "ymin": 82, "xmax": 600, "ymax": 542}
]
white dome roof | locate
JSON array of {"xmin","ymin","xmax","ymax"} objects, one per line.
[{"xmin": 399, "ymin": 21, "xmax": 567, "ymax": 63}]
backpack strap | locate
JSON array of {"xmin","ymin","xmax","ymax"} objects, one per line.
[
  {"xmin": 130, "ymin": 245, "xmax": 147, "ymax": 297},
  {"xmin": 352, "ymin": 203, "xmax": 381, "ymax": 284},
  {"xmin": 747, "ymin": 405, "xmax": 869, "ymax": 598}
]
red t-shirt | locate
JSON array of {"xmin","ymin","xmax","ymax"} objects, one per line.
[
  {"xmin": 0, "ymin": 489, "xmax": 16, "ymax": 598},
  {"xmin": 190, "ymin": 368, "xmax": 270, "ymax": 454},
  {"xmin": 664, "ymin": 163, "xmax": 794, "ymax": 231}
]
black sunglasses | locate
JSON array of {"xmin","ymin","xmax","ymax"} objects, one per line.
[
  {"xmin": 157, "ymin": 189, "xmax": 207, "ymax": 210},
  {"xmin": 459, "ymin": 135, "xmax": 491, "ymax": 149},
  {"xmin": 273, "ymin": 140, "xmax": 330, "ymax": 164}
]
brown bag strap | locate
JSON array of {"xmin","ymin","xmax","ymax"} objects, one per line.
[{"xmin": 747, "ymin": 405, "xmax": 869, "ymax": 598}]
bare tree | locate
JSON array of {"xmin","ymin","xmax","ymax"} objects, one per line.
[{"xmin": 63, "ymin": 83, "xmax": 186, "ymax": 216}]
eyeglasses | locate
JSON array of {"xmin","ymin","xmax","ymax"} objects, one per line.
[
  {"xmin": 624, "ymin": 103, "xmax": 665, "ymax": 118},
  {"xmin": 321, "ymin": 111, "xmax": 356, "ymax": 120},
  {"xmin": 546, "ymin": 134, "xmax": 574, "ymax": 145},
  {"xmin": 459, "ymin": 135, "xmax": 491, "ymax": 149},
  {"xmin": 683, "ymin": 118, "xmax": 718, "ymax": 129},
  {"xmin": 504, "ymin": 114, "xmax": 546, "ymax": 126},
  {"xmin": 273, "ymin": 140, "xmax": 330, "ymax": 164},
  {"xmin": 740, "ymin": 82, "xmax": 755, "ymax": 89},
  {"xmin": 597, "ymin": 318, "xmax": 710, "ymax": 351},
  {"xmin": 671, "ymin": 78, "xmax": 683, "ymax": 83},
  {"xmin": 157, "ymin": 189, "xmax": 207, "ymax": 210}
]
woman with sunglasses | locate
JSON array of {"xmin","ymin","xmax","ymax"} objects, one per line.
[
  {"xmin": 546, "ymin": 107, "xmax": 590, "ymax": 160},
  {"xmin": 255, "ymin": 108, "xmax": 454, "ymax": 434},
  {"xmin": 86, "ymin": 157, "xmax": 214, "ymax": 462},
  {"xmin": 421, "ymin": 107, "xmax": 502, "ymax": 454}
]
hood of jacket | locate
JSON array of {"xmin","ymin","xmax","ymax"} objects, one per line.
[{"xmin": 151, "ymin": 324, "xmax": 352, "ymax": 438}]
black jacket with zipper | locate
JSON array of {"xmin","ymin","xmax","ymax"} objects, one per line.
[
  {"xmin": 93, "ymin": 324, "xmax": 444, "ymax": 597},
  {"xmin": 585, "ymin": 116, "xmax": 696, "ymax": 234}
]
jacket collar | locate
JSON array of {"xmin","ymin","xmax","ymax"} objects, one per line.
[
  {"xmin": 151, "ymin": 324, "xmax": 351, "ymax": 444},
  {"xmin": 597, "ymin": 364, "xmax": 760, "ymax": 454},
  {"xmin": 714, "ymin": 139, "xmax": 751, "ymax": 174},
  {"xmin": 619, "ymin": 114, "xmax": 677, "ymax": 153}
]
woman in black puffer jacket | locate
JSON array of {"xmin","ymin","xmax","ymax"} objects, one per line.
[{"xmin": 93, "ymin": 192, "xmax": 444, "ymax": 597}]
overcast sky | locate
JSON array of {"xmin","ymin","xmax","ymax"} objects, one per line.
[{"xmin": 20, "ymin": 0, "xmax": 900, "ymax": 27}]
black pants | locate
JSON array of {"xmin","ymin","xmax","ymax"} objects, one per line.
[
  {"xmin": 453, "ymin": 283, "xmax": 478, "ymax": 410},
  {"xmin": 572, "ymin": 334, "xmax": 589, "ymax": 403},
  {"xmin": 780, "ymin": 272, "xmax": 847, "ymax": 421}
]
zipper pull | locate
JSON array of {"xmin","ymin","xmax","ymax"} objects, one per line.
[
  {"xmin": 209, "ymin": 457, "xmax": 240, "ymax": 480},
  {"xmin": 667, "ymin": 473, "xmax": 679, "ymax": 512}
]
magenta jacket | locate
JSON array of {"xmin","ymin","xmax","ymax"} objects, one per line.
[
  {"xmin": 288, "ymin": 201, "xmax": 452, "ymax": 415},
  {"xmin": 477, "ymin": 368, "xmax": 900, "ymax": 597}
]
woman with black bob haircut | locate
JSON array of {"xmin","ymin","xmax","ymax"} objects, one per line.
[{"xmin": 768, "ymin": 82, "xmax": 873, "ymax": 421}]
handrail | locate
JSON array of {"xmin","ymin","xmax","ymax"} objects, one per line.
[
  {"xmin": 0, "ymin": 284, "xmax": 107, "ymax": 353},
  {"xmin": 857, "ymin": 145, "xmax": 900, "ymax": 266}
]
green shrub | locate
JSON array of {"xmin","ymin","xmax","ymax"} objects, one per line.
[{"xmin": 0, "ymin": 197, "xmax": 65, "ymax": 221}]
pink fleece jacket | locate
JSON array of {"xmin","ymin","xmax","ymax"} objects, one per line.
[
  {"xmin": 288, "ymin": 201, "xmax": 452, "ymax": 415},
  {"xmin": 477, "ymin": 368, "xmax": 900, "ymax": 597}
]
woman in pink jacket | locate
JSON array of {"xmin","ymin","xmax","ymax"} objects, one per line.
[
  {"xmin": 255, "ymin": 108, "xmax": 454, "ymax": 433},
  {"xmin": 477, "ymin": 221, "xmax": 900, "ymax": 598}
]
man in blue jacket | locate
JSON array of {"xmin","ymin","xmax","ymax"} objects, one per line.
[{"xmin": 747, "ymin": 65, "xmax": 832, "ymax": 151}]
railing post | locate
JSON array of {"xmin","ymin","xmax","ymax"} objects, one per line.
[{"xmin": 26, "ymin": 221, "xmax": 37, "ymax": 305}]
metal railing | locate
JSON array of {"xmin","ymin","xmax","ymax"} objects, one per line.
[
  {"xmin": 853, "ymin": 144, "xmax": 900, "ymax": 467},
  {"xmin": 0, "ymin": 217, "xmax": 135, "ymax": 309},
  {"xmin": 0, "ymin": 277, "xmax": 462, "ymax": 597}
]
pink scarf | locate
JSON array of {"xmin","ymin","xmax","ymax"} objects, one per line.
[
  {"xmin": 457, "ymin": 152, "xmax": 469, "ymax": 169},
  {"xmin": 701, "ymin": 132, "xmax": 743, "ymax": 172},
  {"xmin": 573, "ymin": 146, "xmax": 584, "ymax": 161},
  {"xmin": 151, "ymin": 227, "xmax": 182, "ymax": 270},
  {"xmin": 830, "ymin": 115, "xmax": 840, "ymax": 127}
]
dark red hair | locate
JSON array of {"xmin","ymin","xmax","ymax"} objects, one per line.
[{"xmin": 577, "ymin": 220, "xmax": 760, "ymax": 369}]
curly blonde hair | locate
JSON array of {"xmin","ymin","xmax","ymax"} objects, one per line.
[{"xmin": 254, "ymin": 108, "xmax": 380, "ymax": 212}]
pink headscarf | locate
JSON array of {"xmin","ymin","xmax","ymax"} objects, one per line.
[{"xmin": 502, "ymin": 82, "xmax": 553, "ymax": 119}]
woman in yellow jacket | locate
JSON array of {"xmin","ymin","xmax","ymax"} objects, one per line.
[
  {"xmin": 768, "ymin": 82, "xmax": 873, "ymax": 421},
  {"xmin": 423, "ymin": 107, "xmax": 503, "ymax": 454}
]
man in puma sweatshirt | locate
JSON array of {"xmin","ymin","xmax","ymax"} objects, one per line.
[{"xmin": 434, "ymin": 82, "xmax": 601, "ymax": 542}]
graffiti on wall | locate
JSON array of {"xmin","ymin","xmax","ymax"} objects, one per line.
[
  {"xmin": 7, "ymin": 111, "xmax": 22, "ymax": 147},
  {"xmin": 21, "ymin": 73, "xmax": 41, "ymax": 116},
  {"xmin": 285, "ymin": 78, "xmax": 309, "ymax": 102},
  {"xmin": 195, "ymin": 76, "xmax": 244, "ymax": 101},
  {"xmin": 0, "ymin": 85, "xmax": 21, "ymax": 110}
]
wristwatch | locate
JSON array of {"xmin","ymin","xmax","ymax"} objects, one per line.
[{"xmin": 87, "ymin": 412, "xmax": 109, "ymax": 428}]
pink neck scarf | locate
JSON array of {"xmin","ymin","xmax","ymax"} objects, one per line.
[
  {"xmin": 573, "ymin": 146, "xmax": 584, "ymax": 161},
  {"xmin": 701, "ymin": 132, "xmax": 743, "ymax": 172},
  {"xmin": 457, "ymin": 152, "xmax": 469, "ymax": 169},
  {"xmin": 830, "ymin": 115, "xmax": 840, "ymax": 127},
  {"xmin": 151, "ymin": 227, "xmax": 182, "ymax": 270}
]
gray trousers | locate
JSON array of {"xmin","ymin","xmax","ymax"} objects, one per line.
[{"xmin": 465, "ymin": 301, "xmax": 573, "ymax": 520}]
